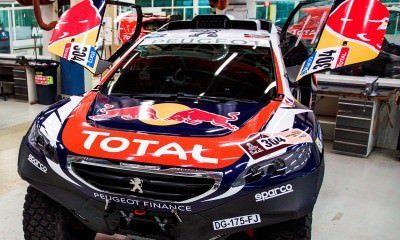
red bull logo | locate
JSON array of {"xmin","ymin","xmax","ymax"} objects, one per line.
[
  {"xmin": 49, "ymin": 0, "xmax": 105, "ymax": 45},
  {"xmin": 89, "ymin": 104, "xmax": 158, "ymax": 121},
  {"xmin": 165, "ymin": 108, "xmax": 239, "ymax": 131},
  {"xmin": 48, "ymin": 0, "xmax": 106, "ymax": 72},
  {"xmin": 89, "ymin": 103, "xmax": 240, "ymax": 131}
]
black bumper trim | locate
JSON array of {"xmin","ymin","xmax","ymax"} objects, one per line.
[{"xmin": 18, "ymin": 138, "xmax": 324, "ymax": 240}]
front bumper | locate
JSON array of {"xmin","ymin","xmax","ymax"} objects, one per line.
[{"xmin": 18, "ymin": 138, "xmax": 324, "ymax": 240}]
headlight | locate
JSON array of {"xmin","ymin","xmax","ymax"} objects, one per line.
[
  {"xmin": 233, "ymin": 143, "xmax": 313, "ymax": 187},
  {"xmin": 27, "ymin": 122, "xmax": 57, "ymax": 162}
]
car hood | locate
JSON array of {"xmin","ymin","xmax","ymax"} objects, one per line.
[
  {"xmin": 87, "ymin": 93, "xmax": 267, "ymax": 136},
  {"xmin": 60, "ymin": 92, "xmax": 281, "ymax": 170}
]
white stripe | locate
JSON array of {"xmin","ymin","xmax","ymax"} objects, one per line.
[
  {"xmin": 47, "ymin": 159, "xmax": 81, "ymax": 187},
  {"xmin": 204, "ymin": 185, "xmax": 243, "ymax": 201}
]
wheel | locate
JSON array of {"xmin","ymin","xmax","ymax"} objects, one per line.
[
  {"xmin": 254, "ymin": 213, "xmax": 312, "ymax": 240},
  {"xmin": 23, "ymin": 186, "xmax": 96, "ymax": 240}
]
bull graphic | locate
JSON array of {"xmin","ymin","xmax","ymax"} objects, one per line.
[
  {"xmin": 88, "ymin": 104, "xmax": 158, "ymax": 121},
  {"xmin": 165, "ymin": 108, "xmax": 240, "ymax": 131}
]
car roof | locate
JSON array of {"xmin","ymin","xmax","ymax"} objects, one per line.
[{"xmin": 139, "ymin": 29, "xmax": 271, "ymax": 48}]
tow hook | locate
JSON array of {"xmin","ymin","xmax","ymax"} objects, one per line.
[{"xmin": 171, "ymin": 209, "xmax": 183, "ymax": 223}]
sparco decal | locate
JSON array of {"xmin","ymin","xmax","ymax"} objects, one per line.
[
  {"xmin": 82, "ymin": 130, "xmax": 219, "ymax": 164},
  {"xmin": 255, "ymin": 184, "xmax": 294, "ymax": 202},
  {"xmin": 28, "ymin": 154, "xmax": 47, "ymax": 173},
  {"xmin": 93, "ymin": 193, "xmax": 192, "ymax": 212}
]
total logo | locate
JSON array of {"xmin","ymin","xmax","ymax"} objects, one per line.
[
  {"xmin": 82, "ymin": 130, "xmax": 219, "ymax": 164},
  {"xmin": 89, "ymin": 103, "xmax": 240, "ymax": 131},
  {"xmin": 255, "ymin": 184, "xmax": 294, "ymax": 202}
]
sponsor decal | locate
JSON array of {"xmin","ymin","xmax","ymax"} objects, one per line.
[
  {"xmin": 93, "ymin": 192, "xmax": 192, "ymax": 212},
  {"xmin": 315, "ymin": 137, "xmax": 323, "ymax": 153},
  {"xmin": 62, "ymin": 43, "xmax": 97, "ymax": 69},
  {"xmin": 289, "ymin": 29, "xmax": 317, "ymax": 40},
  {"xmin": 62, "ymin": 43, "xmax": 71, "ymax": 59},
  {"xmin": 165, "ymin": 108, "xmax": 239, "ymax": 131},
  {"xmin": 258, "ymin": 136, "xmax": 287, "ymax": 150},
  {"xmin": 140, "ymin": 37, "xmax": 269, "ymax": 47},
  {"xmin": 300, "ymin": 52, "xmax": 316, "ymax": 75},
  {"xmin": 90, "ymin": 103, "xmax": 240, "ymax": 131},
  {"xmin": 243, "ymin": 33, "xmax": 269, "ymax": 39},
  {"xmin": 213, "ymin": 214, "xmax": 261, "ymax": 230},
  {"xmin": 240, "ymin": 129, "xmax": 313, "ymax": 161},
  {"xmin": 311, "ymin": 49, "xmax": 337, "ymax": 71},
  {"xmin": 299, "ymin": 46, "xmax": 349, "ymax": 78},
  {"xmin": 326, "ymin": 0, "xmax": 388, "ymax": 51},
  {"xmin": 48, "ymin": 0, "xmax": 105, "ymax": 73},
  {"xmin": 297, "ymin": 0, "xmax": 389, "ymax": 80},
  {"xmin": 118, "ymin": 14, "xmax": 137, "ymax": 43},
  {"xmin": 189, "ymin": 29, "xmax": 220, "ymax": 37},
  {"xmin": 129, "ymin": 177, "xmax": 143, "ymax": 193},
  {"xmin": 282, "ymin": 97, "xmax": 295, "ymax": 107},
  {"xmin": 335, "ymin": 47, "xmax": 350, "ymax": 68},
  {"xmin": 62, "ymin": 92, "xmax": 281, "ymax": 169},
  {"xmin": 82, "ymin": 130, "xmax": 219, "ymax": 164},
  {"xmin": 86, "ymin": 47, "xmax": 97, "ymax": 68},
  {"xmin": 28, "ymin": 154, "xmax": 47, "ymax": 173},
  {"xmin": 49, "ymin": 0, "xmax": 104, "ymax": 45},
  {"xmin": 255, "ymin": 184, "xmax": 293, "ymax": 202}
]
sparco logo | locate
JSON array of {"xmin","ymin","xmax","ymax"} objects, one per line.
[
  {"xmin": 255, "ymin": 184, "xmax": 293, "ymax": 202},
  {"xmin": 28, "ymin": 154, "xmax": 47, "ymax": 173}
]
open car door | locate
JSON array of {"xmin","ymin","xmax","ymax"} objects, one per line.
[
  {"xmin": 48, "ymin": 0, "xmax": 143, "ymax": 74},
  {"xmin": 281, "ymin": 0, "xmax": 390, "ymax": 81}
]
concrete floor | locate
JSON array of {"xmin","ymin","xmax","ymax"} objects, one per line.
[{"xmin": 1, "ymin": 99, "xmax": 400, "ymax": 240}]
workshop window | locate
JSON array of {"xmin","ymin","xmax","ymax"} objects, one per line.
[
  {"xmin": 199, "ymin": 0, "xmax": 210, "ymax": 6},
  {"xmin": 0, "ymin": 3, "xmax": 44, "ymax": 56},
  {"xmin": 154, "ymin": 0, "xmax": 172, "ymax": 7},
  {"xmin": 199, "ymin": 7, "xmax": 212, "ymax": 15},
  {"xmin": 174, "ymin": 0, "xmax": 193, "ymax": 7},
  {"xmin": 135, "ymin": 0, "xmax": 152, "ymax": 7}
]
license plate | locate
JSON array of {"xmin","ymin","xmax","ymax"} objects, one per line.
[{"xmin": 212, "ymin": 214, "xmax": 261, "ymax": 230}]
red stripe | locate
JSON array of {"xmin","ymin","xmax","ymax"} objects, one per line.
[{"xmin": 273, "ymin": 53, "xmax": 284, "ymax": 95}]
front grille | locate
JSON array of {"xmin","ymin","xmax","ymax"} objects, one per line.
[{"xmin": 70, "ymin": 160, "xmax": 218, "ymax": 202}]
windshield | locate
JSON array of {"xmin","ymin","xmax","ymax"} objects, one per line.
[
  {"xmin": 142, "ymin": 20, "xmax": 169, "ymax": 32},
  {"xmin": 102, "ymin": 43, "xmax": 276, "ymax": 102}
]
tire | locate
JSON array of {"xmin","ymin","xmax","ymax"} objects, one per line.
[
  {"xmin": 254, "ymin": 214, "xmax": 312, "ymax": 240},
  {"xmin": 23, "ymin": 186, "xmax": 96, "ymax": 240}
]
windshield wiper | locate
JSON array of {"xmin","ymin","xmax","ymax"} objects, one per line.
[
  {"xmin": 109, "ymin": 93, "xmax": 176, "ymax": 98},
  {"xmin": 109, "ymin": 92, "xmax": 255, "ymax": 103},
  {"xmin": 176, "ymin": 92, "xmax": 256, "ymax": 103}
]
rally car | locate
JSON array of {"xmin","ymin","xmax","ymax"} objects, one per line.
[{"xmin": 18, "ymin": 0, "xmax": 389, "ymax": 239}]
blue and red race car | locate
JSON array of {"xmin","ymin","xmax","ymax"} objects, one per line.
[{"xmin": 18, "ymin": 0, "xmax": 389, "ymax": 239}]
